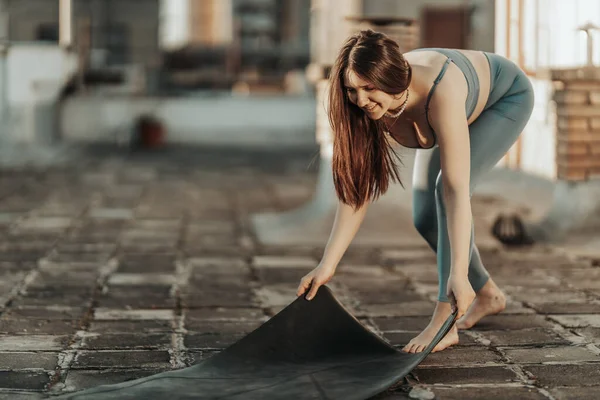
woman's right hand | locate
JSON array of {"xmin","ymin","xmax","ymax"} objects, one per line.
[{"xmin": 296, "ymin": 265, "xmax": 336, "ymax": 301}]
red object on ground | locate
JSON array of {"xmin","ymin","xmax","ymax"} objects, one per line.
[{"xmin": 139, "ymin": 116, "xmax": 166, "ymax": 148}]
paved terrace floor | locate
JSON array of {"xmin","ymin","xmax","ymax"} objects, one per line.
[{"xmin": 0, "ymin": 145, "xmax": 599, "ymax": 399}]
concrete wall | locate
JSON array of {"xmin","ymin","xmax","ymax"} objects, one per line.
[
  {"xmin": 6, "ymin": 45, "xmax": 74, "ymax": 106},
  {"xmin": 8, "ymin": 0, "xmax": 59, "ymax": 42},
  {"xmin": 3, "ymin": 44, "xmax": 77, "ymax": 143},
  {"xmin": 362, "ymin": 0, "xmax": 495, "ymax": 51},
  {"xmin": 60, "ymin": 95, "xmax": 317, "ymax": 148}
]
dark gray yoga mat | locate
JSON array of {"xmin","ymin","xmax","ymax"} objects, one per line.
[{"xmin": 56, "ymin": 286, "xmax": 456, "ymax": 399}]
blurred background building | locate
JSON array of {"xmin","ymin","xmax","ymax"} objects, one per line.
[{"xmin": 0, "ymin": 0, "xmax": 599, "ymax": 183}]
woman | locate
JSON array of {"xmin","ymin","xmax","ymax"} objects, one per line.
[{"xmin": 297, "ymin": 30, "xmax": 534, "ymax": 353}]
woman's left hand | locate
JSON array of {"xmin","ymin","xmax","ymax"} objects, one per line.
[{"xmin": 446, "ymin": 273, "xmax": 475, "ymax": 319}]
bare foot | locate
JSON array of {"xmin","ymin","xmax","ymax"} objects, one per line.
[
  {"xmin": 456, "ymin": 279, "xmax": 506, "ymax": 330},
  {"xmin": 402, "ymin": 302, "xmax": 458, "ymax": 353}
]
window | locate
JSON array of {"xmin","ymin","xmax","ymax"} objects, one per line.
[{"xmin": 496, "ymin": 0, "xmax": 600, "ymax": 74}]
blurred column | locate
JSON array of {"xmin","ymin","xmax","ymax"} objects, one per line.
[
  {"xmin": 59, "ymin": 0, "xmax": 73, "ymax": 48},
  {"xmin": 188, "ymin": 0, "xmax": 233, "ymax": 46},
  {"xmin": 0, "ymin": 0, "xmax": 7, "ymax": 128},
  {"xmin": 160, "ymin": 0, "xmax": 189, "ymax": 50}
]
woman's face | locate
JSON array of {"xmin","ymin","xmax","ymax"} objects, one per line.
[{"xmin": 344, "ymin": 69, "xmax": 397, "ymax": 120}]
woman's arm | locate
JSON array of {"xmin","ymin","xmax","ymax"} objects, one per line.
[
  {"xmin": 297, "ymin": 199, "xmax": 369, "ymax": 299},
  {"xmin": 321, "ymin": 200, "xmax": 370, "ymax": 268},
  {"xmin": 428, "ymin": 82, "xmax": 472, "ymax": 276},
  {"xmin": 427, "ymin": 78, "xmax": 476, "ymax": 316}
]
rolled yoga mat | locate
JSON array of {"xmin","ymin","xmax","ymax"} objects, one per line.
[{"xmin": 56, "ymin": 286, "xmax": 457, "ymax": 400}]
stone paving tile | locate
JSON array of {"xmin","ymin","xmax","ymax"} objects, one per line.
[
  {"xmin": 524, "ymin": 363, "xmax": 600, "ymax": 386},
  {"xmin": 252, "ymin": 256, "xmax": 316, "ymax": 269},
  {"xmin": 88, "ymin": 320, "xmax": 172, "ymax": 334},
  {"xmin": 0, "ymin": 252, "xmax": 46, "ymax": 263},
  {"xmin": 466, "ymin": 315, "xmax": 555, "ymax": 331},
  {"xmin": 11, "ymin": 294, "xmax": 91, "ymax": 308},
  {"xmin": 420, "ymin": 347, "xmax": 504, "ymax": 367},
  {"xmin": 356, "ymin": 301, "xmax": 437, "ymax": 318},
  {"xmin": 107, "ymin": 273, "xmax": 176, "ymax": 286},
  {"xmin": 380, "ymin": 248, "xmax": 436, "ymax": 265},
  {"xmin": 0, "ymin": 335, "xmax": 69, "ymax": 351},
  {"xmin": 2, "ymin": 307, "xmax": 87, "ymax": 320},
  {"xmin": 254, "ymin": 268, "xmax": 311, "ymax": 286},
  {"xmin": 391, "ymin": 264, "xmax": 438, "ymax": 284},
  {"xmin": 55, "ymin": 243, "xmax": 117, "ymax": 253},
  {"xmin": 0, "ymin": 391, "xmax": 45, "ymax": 399},
  {"xmin": 120, "ymin": 244, "xmax": 180, "ymax": 254},
  {"xmin": 180, "ymin": 291, "xmax": 257, "ymax": 308},
  {"xmin": 28, "ymin": 269, "xmax": 98, "ymax": 284},
  {"xmin": 412, "ymin": 366, "xmax": 519, "ymax": 384},
  {"xmin": 253, "ymin": 285, "xmax": 298, "ymax": 308},
  {"xmin": 549, "ymin": 314, "xmax": 600, "ymax": 328},
  {"xmin": 0, "ymin": 352, "xmax": 59, "ymax": 370},
  {"xmin": 45, "ymin": 251, "xmax": 113, "ymax": 264},
  {"xmin": 16, "ymin": 288, "xmax": 93, "ymax": 301},
  {"xmin": 71, "ymin": 350, "xmax": 171, "ymax": 369},
  {"xmin": 574, "ymin": 327, "xmax": 600, "ymax": 344},
  {"xmin": 116, "ymin": 262, "xmax": 177, "ymax": 274},
  {"xmin": 95, "ymin": 290, "xmax": 175, "ymax": 310},
  {"xmin": 0, "ymin": 371, "xmax": 50, "ymax": 390},
  {"xmin": 431, "ymin": 386, "xmax": 547, "ymax": 400},
  {"xmin": 0, "ymin": 319, "xmax": 80, "ymax": 335},
  {"xmin": 15, "ymin": 217, "xmax": 73, "ymax": 230},
  {"xmin": 336, "ymin": 263, "xmax": 390, "ymax": 277},
  {"xmin": 529, "ymin": 302, "xmax": 600, "ymax": 314},
  {"xmin": 503, "ymin": 346, "xmax": 600, "ymax": 364},
  {"xmin": 550, "ymin": 386, "xmax": 600, "ymax": 399},
  {"xmin": 349, "ymin": 287, "xmax": 424, "ymax": 306},
  {"xmin": 117, "ymin": 253, "xmax": 177, "ymax": 270},
  {"xmin": 64, "ymin": 368, "xmax": 170, "ymax": 392},
  {"xmin": 184, "ymin": 333, "xmax": 245, "ymax": 349},
  {"xmin": 480, "ymin": 328, "xmax": 570, "ymax": 347},
  {"xmin": 555, "ymin": 268, "xmax": 600, "ymax": 290},
  {"xmin": 88, "ymin": 208, "xmax": 134, "ymax": 220},
  {"xmin": 371, "ymin": 316, "xmax": 435, "ymax": 332},
  {"xmin": 492, "ymin": 271, "xmax": 562, "ymax": 288},
  {"xmin": 186, "ymin": 256, "xmax": 246, "ymax": 269},
  {"xmin": 93, "ymin": 309, "xmax": 173, "ymax": 321},
  {"xmin": 184, "ymin": 320, "xmax": 262, "ymax": 334},
  {"xmin": 185, "ymin": 308, "xmax": 265, "ymax": 321},
  {"xmin": 81, "ymin": 333, "xmax": 172, "ymax": 350}
]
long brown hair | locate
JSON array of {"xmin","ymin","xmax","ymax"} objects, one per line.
[{"xmin": 328, "ymin": 29, "xmax": 412, "ymax": 209}]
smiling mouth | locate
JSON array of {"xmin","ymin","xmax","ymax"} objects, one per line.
[{"xmin": 363, "ymin": 105, "xmax": 377, "ymax": 112}]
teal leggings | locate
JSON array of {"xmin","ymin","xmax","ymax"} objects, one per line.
[{"xmin": 412, "ymin": 53, "xmax": 534, "ymax": 302}]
